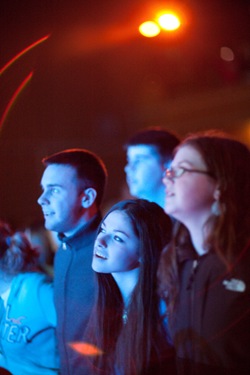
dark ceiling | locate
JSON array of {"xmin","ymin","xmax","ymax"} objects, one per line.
[{"xmin": 1, "ymin": 0, "xmax": 250, "ymax": 227}]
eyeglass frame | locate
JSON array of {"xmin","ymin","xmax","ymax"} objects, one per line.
[{"xmin": 163, "ymin": 166, "xmax": 214, "ymax": 180}]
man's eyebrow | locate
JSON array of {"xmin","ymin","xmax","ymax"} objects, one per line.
[
  {"xmin": 129, "ymin": 154, "xmax": 153, "ymax": 159},
  {"xmin": 40, "ymin": 183, "xmax": 63, "ymax": 188}
]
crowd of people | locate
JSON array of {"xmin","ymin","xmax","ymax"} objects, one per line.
[{"xmin": 0, "ymin": 127, "xmax": 249, "ymax": 375}]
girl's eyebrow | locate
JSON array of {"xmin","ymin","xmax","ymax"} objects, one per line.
[
  {"xmin": 113, "ymin": 229, "xmax": 129, "ymax": 238},
  {"xmin": 176, "ymin": 158, "xmax": 192, "ymax": 164},
  {"xmin": 174, "ymin": 159, "xmax": 195, "ymax": 167},
  {"xmin": 101, "ymin": 221, "xmax": 130, "ymax": 238}
]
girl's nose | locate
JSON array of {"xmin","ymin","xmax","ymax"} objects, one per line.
[
  {"xmin": 96, "ymin": 234, "xmax": 107, "ymax": 248},
  {"xmin": 162, "ymin": 170, "xmax": 174, "ymax": 185}
]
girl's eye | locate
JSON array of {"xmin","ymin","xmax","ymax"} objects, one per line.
[
  {"xmin": 114, "ymin": 236, "xmax": 124, "ymax": 243},
  {"xmin": 99, "ymin": 227, "xmax": 106, "ymax": 234}
]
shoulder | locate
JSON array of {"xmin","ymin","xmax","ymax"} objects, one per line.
[
  {"xmin": 13, "ymin": 272, "xmax": 52, "ymax": 286},
  {"xmin": 13, "ymin": 272, "xmax": 53, "ymax": 298}
]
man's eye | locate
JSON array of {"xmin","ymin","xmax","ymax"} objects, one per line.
[
  {"xmin": 128, "ymin": 160, "xmax": 140, "ymax": 167},
  {"xmin": 51, "ymin": 188, "xmax": 60, "ymax": 194}
]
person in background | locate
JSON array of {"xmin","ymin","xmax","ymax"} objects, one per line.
[
  {"xmin": 0, "ymin": 221, "xmax": 59, "ymax": 375},
  {"xmin": 124, "ymin": 127, "xmax": 180, "ymax": 208},
  {"xmin": 37, "ymin": 149, "xmax": 107, "ymax": 375},
  {"xmin": 25, "ymin": 221, "xmax": 58, "ymax": 276},
  {"xmin": 87, "ymin": 199, "xmax": 176, "ymax": 375},
  {"xmin": 158, "ymin": 131, "xmax": 250, "ymax": 375}
]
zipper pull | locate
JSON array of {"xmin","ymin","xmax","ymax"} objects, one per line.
[{"xmin": 186, "ymin": 259, "xmax": 198, "ymax": 290}]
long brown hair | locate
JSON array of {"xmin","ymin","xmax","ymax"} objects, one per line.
[{"xmin": 158, "ymin": 131, "xmax": 250, "ymax": 315}]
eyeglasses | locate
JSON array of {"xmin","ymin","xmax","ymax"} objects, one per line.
[{"xmin": 163, "ymin": 166, "xmax": 213, "ymax": 180}]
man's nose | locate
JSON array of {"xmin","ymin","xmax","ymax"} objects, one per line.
[
  {"xmin": 124, "ymin": 162, "xmax": 135, "ymax": 173},
  {"xmin": 124, "ymin": 164, "xmax": 129, "ymax": 173},
  {"xmin": 37, "ymin": 191, "xmax": 48, "ymax": 205}
]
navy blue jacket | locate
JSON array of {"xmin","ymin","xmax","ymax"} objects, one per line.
[{"xmin": 54, "ymin": 213, "xmax": 101, "ymax": 375}]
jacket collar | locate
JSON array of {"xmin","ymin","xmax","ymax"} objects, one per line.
[{"xmin": 57, "ymin": 212, "xmax": 102, "ymax": 249}]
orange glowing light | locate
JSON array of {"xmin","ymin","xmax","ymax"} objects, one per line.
[
  {"xmin": 0, "ymin": 71, "xmax": 33, "ymax": 130},
  {"xmin": 69, "ymin": 342, "xmax": 103, "ymax": 356},
  {"xmin": 139, "ymin": 21, "xmax": 161, "ymax": 38},
  {"xmin": 157, "ymin": 12, "xmax": 181, "ymax": 31},
  {"xmin": 0, "ymin": 34, "xmax": 50, "ymax": 76}
]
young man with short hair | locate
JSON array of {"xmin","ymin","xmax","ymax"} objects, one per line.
[
  {"xmin": 124, "ymin": 127, "xmax": 180, "ymax": 208},
  {"xmin": 38, "ymin": 149, "xmax": 107, "ymax": 375}
]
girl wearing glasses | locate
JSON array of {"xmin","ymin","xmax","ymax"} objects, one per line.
[
  {"xmin": 158, "ymin": 131, "xmax": 250, "ymax": 375},
  {"xmin": 86, "ymin": 199, "xmax": 176, "ymax": 375}
]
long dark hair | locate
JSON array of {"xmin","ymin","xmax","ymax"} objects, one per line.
[
  {"xmin": 87, "ymin": 199, "xmax": 173, "ymax": 375},
  {"xmin": 158, "ymin": 131, "xmax": 250, "ymax": 315}
]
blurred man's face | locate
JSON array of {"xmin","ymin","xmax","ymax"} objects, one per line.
[{"xmin": 124, "ymin": 145, "xmax": 165, "ymax": 201}]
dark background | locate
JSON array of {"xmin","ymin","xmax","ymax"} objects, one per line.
[{"xmin": 1, "ymin": 0, "xmax": 250, "ymax": 228}]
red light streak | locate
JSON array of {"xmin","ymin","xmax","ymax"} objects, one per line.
[
  {"xmin": 0, "ymin": 34, "xmax": 50, "ymax": 76},
  {"xmin": 0, "ymin": 71, "xmax": 33, "ymax": 130}
]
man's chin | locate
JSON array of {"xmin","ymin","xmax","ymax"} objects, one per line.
[
  {"xmin": 128, "ymin": 186, "xmax": 140, "ymax": 197},
  {"xmin": 44, "ymin": 220, "xmax": 57, "ymax": 232}
]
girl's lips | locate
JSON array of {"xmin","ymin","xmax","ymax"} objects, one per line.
[
  {"xmin": 94, "ymin": 250, "xmax": 108, "ymax": 260},
  {"xmin": 165, "ymin": 191, "xmax": 174, "ymax": 198}
]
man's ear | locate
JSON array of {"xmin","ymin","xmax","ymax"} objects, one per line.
[
  {"xmin": 213, "ymin": 186, "xmax": 220, "ymax": 201},
  {"xmin": 81, "ymin": 188, "xmax": 97, "ymax": 208}
]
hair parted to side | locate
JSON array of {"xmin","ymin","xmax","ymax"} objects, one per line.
[
  {"xmin": 42, "ymin": 148, "xmax": 107, "ymax": 206},
  {"xmin": 158, "ymin": 130, "xmax": 250, "ymax": 316},
  {"xmin": 0, "ymin": 221, "xmax": 39, "ymax": 276},
  {"xmin": 125, "ymin": 126, "xmax": 180, "ymax": 162},
  {"xmin": 87, "ymin": 199, "xmax": 173, "ymax": 375}
]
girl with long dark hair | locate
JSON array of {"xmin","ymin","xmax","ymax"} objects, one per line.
[{"xmin": 87, "ymin": 199, "xmax": 176, "ymax": 375}]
